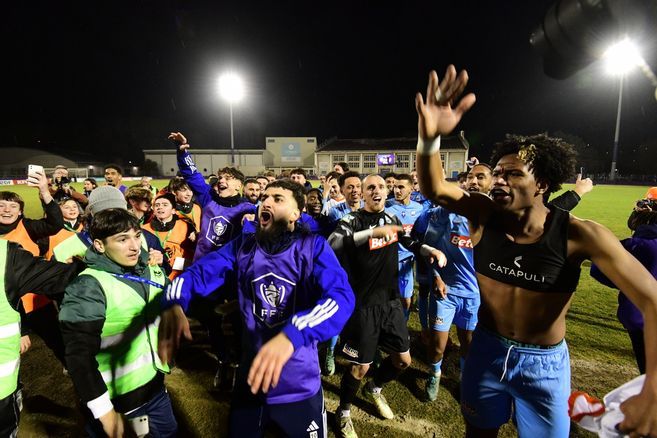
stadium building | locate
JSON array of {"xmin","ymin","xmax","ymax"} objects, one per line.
[{"xmin": 143, "ymin": 132, "xmax": 470, "ymax": 177}]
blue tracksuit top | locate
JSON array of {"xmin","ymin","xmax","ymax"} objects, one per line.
[{"xmin": 177, "ymin": 149, "xmax": 256, "ymax": 260}]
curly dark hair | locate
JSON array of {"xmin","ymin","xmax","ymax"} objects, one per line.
[{"xmin": 490, "ymin": 133, "xmax": 577, "ymax": 195}]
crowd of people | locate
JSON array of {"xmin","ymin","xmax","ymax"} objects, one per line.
[{"xmin": 1, "ymin": 66, "xmax": 657, "ymax": 438}]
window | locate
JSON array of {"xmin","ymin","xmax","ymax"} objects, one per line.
[
  {"xmin": 347, "ymin": 154, "xmax": 360, "ymax": 169},
  {"xmin": 332, "ymin": 154, "xmax": 345, "ymax": 164},
  {"xmin": 363, "ymin": 154, "xmax": 376, "ymax": 169},
  {"xmin": 396, "ymin": 154, "xmax": 410, "ymax": 169},
  {"xmin": 307, "ymin": 138, "xmax": 315, "ymax": 143}
]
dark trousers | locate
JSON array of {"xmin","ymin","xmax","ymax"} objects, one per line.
[
  {"xmin": 0, "ymin": 389, "xmax": 21, "ymax": 438},
  {"xmin": 229, "ymin": 388, "xmax": 326, "ymax": 438},
  {"xmin": 85, "ymin": 388, "xmax": 177, "ymax": 438}
]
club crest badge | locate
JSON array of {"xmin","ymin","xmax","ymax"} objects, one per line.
[
  {"xmin": 251, "ymin": 273, "xmax": 296, "ymax": 327},
  {"xmin": 206, "ymin": 215, "xmax": 233, "ymax": 246}
]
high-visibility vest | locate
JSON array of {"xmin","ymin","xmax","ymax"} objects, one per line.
[
  {"xmin": 0, "ymin": 240, "xmax": 21, "ymax": 399},
  {"xmin": 142, "ymin": 220, "xmax": 192, "ymax": 280},
  {"xmin": 81, "ymin": 265, "xmax": 170, "ymax": 399},
  {"xmin": 0, "ymin": 220, "xmax": 50, "ymax": 313},
  {"xmin": 176, "ymin": 204, "xmax": 201, "ymax": 233},
  {"xmin": 46, "ymin": 223, "xmax": 84, "ymax": 260}
]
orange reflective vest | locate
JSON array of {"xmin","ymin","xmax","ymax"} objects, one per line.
[
  {"xmin": 142, "ymin": 219, "xmax": 193, "ymax": 280},
  {"xmin": 1, "ymin": 220, "xmax": 51, "ymax": 313},
  {"xmin": 176, "ymin": 203, "xmax": 201, "ymax": 233}
]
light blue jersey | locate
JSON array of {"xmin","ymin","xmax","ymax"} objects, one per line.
[
  {"xmin": 414, "ymin": 206, "xmax": 479, "ymax": 298},
  {"xmin": 385, "ymin": 199, "xmax": 424, "ymax": 262}
]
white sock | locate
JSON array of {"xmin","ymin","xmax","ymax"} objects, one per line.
[{"xmin": 340, "ymin": 409, "xmax": 351, "ymax": 418}]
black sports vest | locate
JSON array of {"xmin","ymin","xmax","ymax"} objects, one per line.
[{"xmin": 474, "ymin": 206, "xmax": 580, "ymax": 293}]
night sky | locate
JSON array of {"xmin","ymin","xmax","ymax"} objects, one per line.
[{"xmin": 5, "ymin": 1, "xmax": 657, "ymax": 170}]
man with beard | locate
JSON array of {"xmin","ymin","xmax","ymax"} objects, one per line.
[
  {"xmin": 158, "ymin": 180, "xmax": 355, "ymax": 437},
  {"xmin": 243, "ymin": 178, "xmax": 262, "ymax": 205},
  {"xmin": 329, "ymin": 174, "xmax": 446, "ymax": 438},
  {"xmin": 414, "ymin": 65, "xmax": 657, "ymax": 437},
  {"xmin": 385, "ymin": 173, "xmax": 424, "ymax": 320}
]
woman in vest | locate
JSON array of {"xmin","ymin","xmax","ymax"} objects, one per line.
[
  {"xmin": 0, "ymin": 240, "xmax": 80, "ymax": 437},
  {"xmin": 142, "ymin": 193, "xmax": 196, "ymax": 280},
  {"xmin": 59, "ymin": 209, "xmax": 177, "ymax": 437},
  {"xmin": 46, "ymin": 198, "xmax": 84, "ymax": 260}
]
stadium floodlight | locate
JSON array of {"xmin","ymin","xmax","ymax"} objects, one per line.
[
  {"xmin": 217, "ymin": 72, "xmax": 245, "ymax": 166},
  {"xmin": 604, "ymin": 38, "xmax": 642, "ymax": 76},
  {"xmin": 603, "ymin": 38, "xmax": 642, "ymax": 181}
]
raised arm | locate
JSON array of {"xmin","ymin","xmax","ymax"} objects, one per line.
[
  {"xmin": 168, "ymin": 132, "xmax": 214, "ymax": 208},
  {"xmin": 572, "ymin": 219, "xmax": 657, "ymax": 435},
  {"xmin": 415, "ymin": 66, "xmax": 492, "ymax": 223}
]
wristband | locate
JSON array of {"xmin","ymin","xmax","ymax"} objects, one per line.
[{"xmin": 416, "ymin": 136, "xmax": 441, "ymax": 156}]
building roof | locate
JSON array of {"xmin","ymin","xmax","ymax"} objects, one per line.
[{"xmin": 316, "ymin": 131, "xmax": 469, "ymax": 152}]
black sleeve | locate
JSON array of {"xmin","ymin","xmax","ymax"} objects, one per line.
[
  {"xmin": 23, "ymin": 199, "xmax": 65, "ymax": 241},
  {"xmin": 549, "ymin": 190, "xmax": 581, "ymax": 211},
  {"xmin": 142, "ymin": 229, "xmax": 172, "ymax": 275},
  {"xmin": 394, "ymin": 215, "xmax": 423, "ymax": 255},
  {"xmin": 60, "ymin": 319, "xmax": 107, "ymax": 403},
  {"xmin": 4, "ymin": 242, "xmax": 82, "ymax": 309}
]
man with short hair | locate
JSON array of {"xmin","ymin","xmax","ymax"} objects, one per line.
[
  {"xmin": 385, "ymin": 173, "xmax": 424, "ymax": 320},
  {"xmin": 329, "ymin": 174, "xmax": 446, "ymax": 437},
  {"xmin": 50, "ymin": 165, "xmax": 89, "ymax": 205},
  {"xmin": 158, "ymin": 179, "xmax": 355, "ymax": 438},
  {"xmin": 383, "ymin": 172, "xmax": 396, "ymax": 200},
  {"xmin": 334, "ymin": 162, "xmax": 349, "ymax": 174},
  {"xmin": 140, "ymin": 176, "xmax": 158, "ymax": 197},
  {"xmin": 327, "ymin": 171, "xmax": 363, "ymax": 223},
  {"xmin": 256, "ymin": 176, "xmax": 269, "ymax": 194},
  {"xmin": 290, "ymin": 168, "xmax": 312, "ymax": 191},
  {"xmin": 60, "ymin": 209, "xmax": 176, "ymax": 437},
  {"xmin": 413, "ymin": 162, "xmax": 492, "ymax": 401},
  {"xmin": 243, "ymin": 178, "xmax": 262, "ymax": 205},
  {"xmin": 321, "ymin": 171, "xmax": 344, "ymax": 215},
  {"xmin": 104, "ymin": 164, "xmax": 127, "ymax": 194},
  {"xmin": 264, "ymin": 171, "xmax": 276, "ymax": 183},
  {"xmin": 415, "ymin": 65, "xmax": 657, "ymax": 436}
]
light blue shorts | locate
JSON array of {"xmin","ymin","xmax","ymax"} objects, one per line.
[
  {"xmin": 398, "ymin": 258, "xmax": 415, "ymax": 299},
  {"xmin": 429, "ymin": 292, "xmax": 479, "ymax": 332},
  {"xmin": 460, "ymin": 327, "xmax": 571, "ymax": 437}
]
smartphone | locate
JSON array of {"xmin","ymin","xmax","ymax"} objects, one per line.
[
  {"xmin": 27, "ymin": 164, "xmax": 44, "ymax": 186},
  {"xmin": 27, "ymin": 164, "xmax": 44, "ymax": 175},
  {"xmin": 127, "ymin": 415, "xmax": 149, "ymax": 437}
]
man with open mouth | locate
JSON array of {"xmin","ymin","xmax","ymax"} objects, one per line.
[
  {"xmin": 329, "ymin": 174, "xmax": 446, "ymax": 438},
  {"xmin": 415, "ymin": 64, "xmax": 657, "ymax": 437},
  {"xmin": 158, "ymin": 179, "xmax": 355, "ymax": 438}
]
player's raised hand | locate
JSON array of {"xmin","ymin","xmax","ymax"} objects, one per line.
[
  {"xmin": 168, "ymin": 132, "xmax": 189, "ymax": 151},
  {"xmin": 415, "ymin": 65, "xmax": 476, "ymax": 141}
]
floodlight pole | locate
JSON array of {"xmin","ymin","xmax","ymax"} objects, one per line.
[
  {"xmin": 610, "ymin": 74, "xmax": 624, "ymax": 181},
  {"xmin": 229, "ymin": 101, "xmax": 235, "ymax": 166}
]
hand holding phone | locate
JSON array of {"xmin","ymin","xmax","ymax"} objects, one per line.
[{"xmin": 27, "ymin": 164, "xmax": 44, "ymax": 186}]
